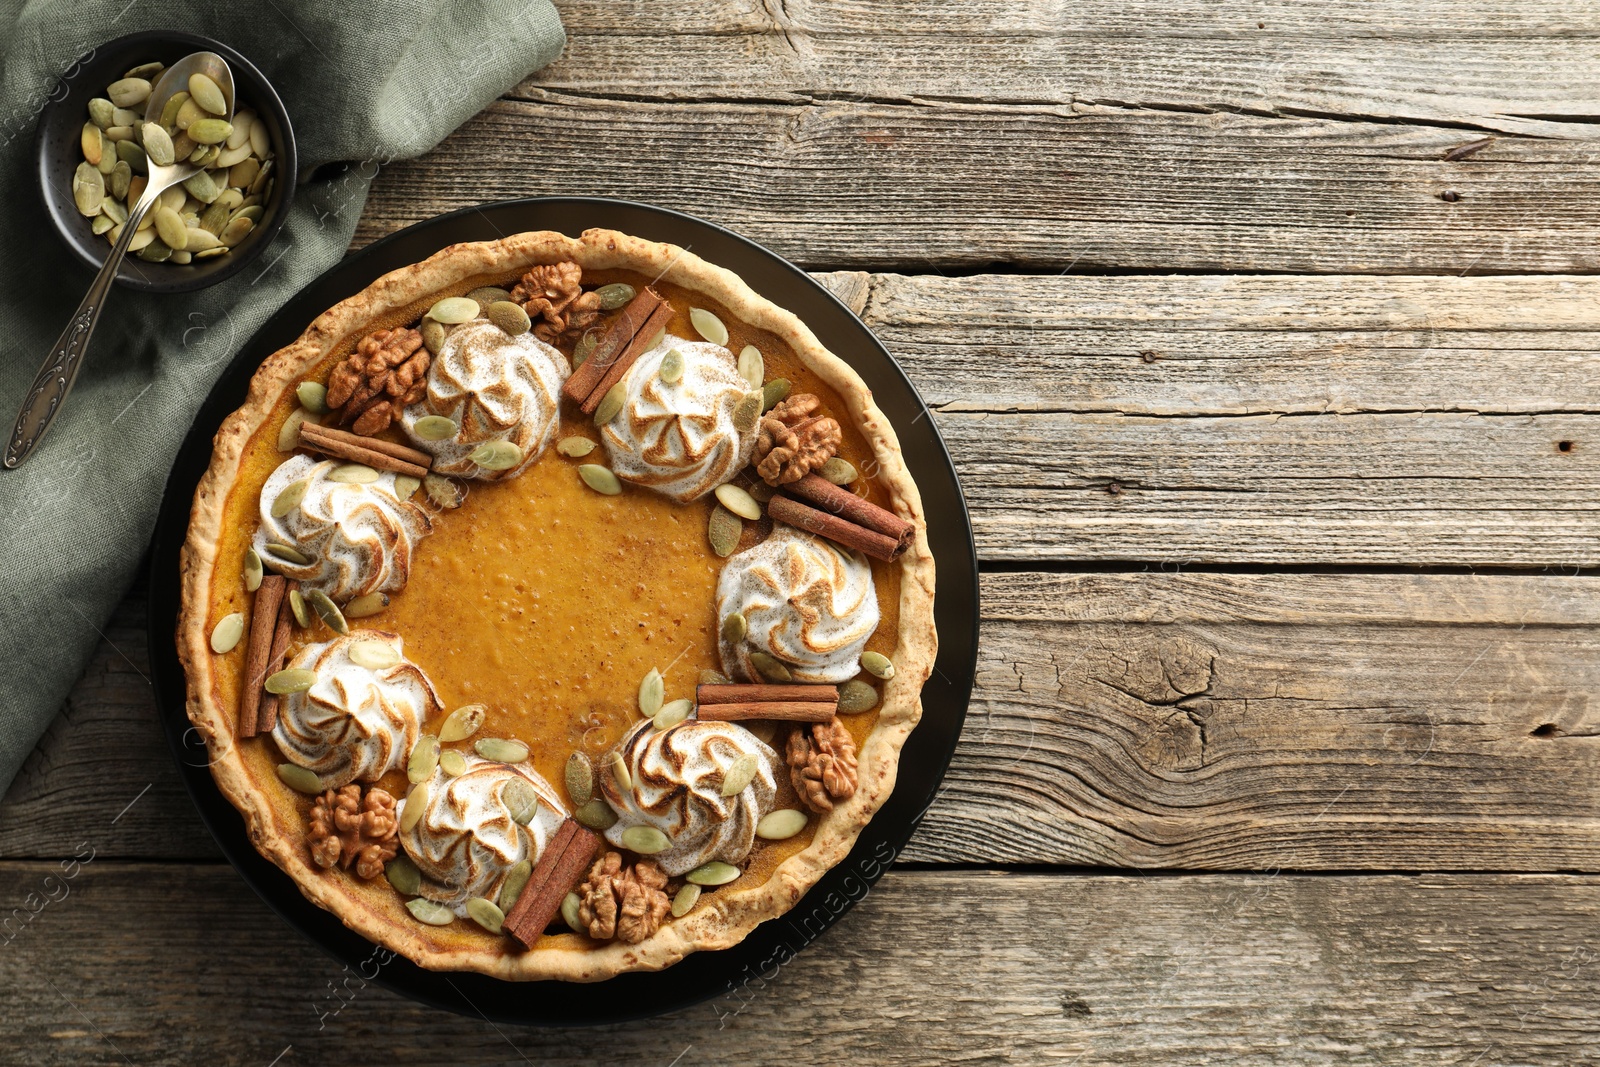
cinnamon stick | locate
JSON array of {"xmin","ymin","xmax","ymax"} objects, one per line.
[
  {"xmin": 769, "ymin": 494, "xmax": 907, "ymax": 563},
  {"xmin": 578, "ymin": 301, "xmax": 673, "ymax": 415},
  {"xmin": 697, "ymin": 683, "xmax": 838, "ymax": 706},
  {"xmin": 697, "ymin": 701, "xmax": 837, "ymax": 723},
  {"xmin": 562, "ymin": 288, "xmax": 665, "ymax": 407},
  {"xmin": 256, "ymin": 583, "xmax": 297, "ymax": 734},
  {"xmin": 298, "ymin": 423, "xmax": 430, "ymax": 478},
  {"xmin": 505, "ymin": 817, "xmax": 601, "ymax": 948},
  {"xmin": 237, "ymin": 575, "xmax": 286, "ymax": 738},
  {"xmin": 788, "ymin": 473, "xmax": 916, "ymax": 546}
]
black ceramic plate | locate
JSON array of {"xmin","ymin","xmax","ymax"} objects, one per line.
[{"xmin": 146, "ymin": 198, "xmax": 977, "ymax": 1024}]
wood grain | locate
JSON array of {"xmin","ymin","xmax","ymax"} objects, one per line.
[
  {"xmin": 1, "ymin": 862, "xmax": 1595, "ymax": 1065},
  {"xmin": 14, "ymin": 572, "xmax": 1600, "ymax": 872}
]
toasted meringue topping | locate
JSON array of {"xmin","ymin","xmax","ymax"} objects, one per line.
[
  {"xmin": 272, "ymin": 631, "xmax": 440, "ymax": 790},
  {"xmin": 717, "ymin": 527, "xmax": 880, "ymax": 684},
  {"xmin": 400, "ymin": 755, "xmax": 567, "ymax": 911},
  {"xmin": 600, "ymin": 718, "xmax": 779, "ymax": 876},
  {"xmin": 253, "ymin": 454, "xmax": 432, "ymax": 602},
  {"xmin": 600, "ymin": 335, "xmax": 758, "ymax": 502},
  {"xmin": 400, "ymin": 318, "xmax": 569, "ymax": 480}
]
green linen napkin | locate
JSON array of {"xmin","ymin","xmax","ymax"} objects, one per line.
[{"xmin": 0, "ymin": 0, "xmax": 565, "ymax": 794}]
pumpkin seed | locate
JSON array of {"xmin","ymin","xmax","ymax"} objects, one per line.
[
  {"xmin": 243, "ymin": 548, "xmax": 263, "ymax": 591},
  {"xmin": 861, "ymin": 651, "xmax": 896, "ymax": 679},
  {"xmin": 469, "ymin": 440, "xmax": 523, "ymax": 471},
  {"xmin": 610, "ymin": 751, "xmax": 633, "ymax": 793},
  {"xmin": 638, "ymin": 667, "xmax": 664, "ymax": 718},
  {"xmin": 221, "ymin": 215, "xmax": 255, "ymax": 248},
  {"xmin": 563, "ymin": 751, "xmax": 595, "ymax": 805},
  {"xmin": 659, "ymin": 347, "xmax": 684, "ymax": 384},
  {"xmin": 738, "ymin": 345, "xmax": 764, "ymax": 389},
  {"xmin": 72, "ymin": 163, "xmax": 104, "ymax": 216},
  {"xmin": 89, "ymin": 214, "xmax": 114, "ymax": 235},
  {"xmin": 305, "ymin": 589, "xmax": 349, "ymax": 635},
  {"xmin": 690, "ymin": 307, "xmax": 728, "ymax": 346},
  {"xmin": 188, "ymin": 118, "xmax": 232, "ymax": 145},
  {"xmin": 226, "ymin": 111, "xmax": 254, "ymax": 150},
  {"xmin": 714, "ymin": 483, "xmax": 761, "ymax": 520},
  {"xmin": 215, "ymin": 143, "xmax": 252, "ymax": 169},
  {"xmin": 561, "ymin": 890, "xmax": 583, "ymax": 930},
  {"xmin": 270, "ymin": 478, "xmax": 307, "ymax": 518},
  {"xmin": 344, "ymin": 591, "xmax": 391, "ymax": 619},
  {"xmin": 621, "ymin": 825, "xmax": 669, "ymax": 854},
  {"xmin": 136, "ymin": 238, "xmax": 172, "ymax": 263},
  {"xmin": 757, "ymin": 808, "xmax": 808, "ymax": 840},
  {"xmin": 412, "ymin": 415, "xmax": 457, "ymax": 441},
  {"xmin": 749, "ymin": 652, "xmax": 793, "ymax": 683},
  {"xmin": 408, "ymin": 735, "xmax": 440, "ymax": 784},
  {"xmin": 188, "ymin": 72, "xmax": 228, "ymax": 116},
  {"xmin": 593, "ymin": 382, "xmax": 626, "ymax": 425},
  {"xmin": 424, "ymin": 474, "xmax": 465, "ymax": 509},
  {"xmin": 762, "ymin": 378, "xmax": 792, "ymax": 412},
  {"xmin": 385, "ymin": 855, "xmax": 421, "ymax": 896},
  {"xmin": 103, "ymin": 124, "xmax": 134, "ymax": 143},
  {"xmin": 88, "ymin": 98, "xmax": 116, "ymax": 128},
  {"xmin": 685, "ymin": 861, "xmax": 740, "ymax": 886},
  {"xmin": 295, "ymin": 382, "xmax": 327, "ymax": 414},
  {"xmin": 199, "ymin": 199, "xmax": 230, "ymax": 235},
  {"xmin": 466, "ymin": 286, "xmax": 513, "ymax": 309},
  {"xmin": 653, "ymin": 699, "xmax": 693, "ymax": 731},
  {"xmin": 155, "ymin": 89, "xmax": 187, "ymax": 128},
  {"xmin": 504, "ymin": 778, "xmax": 540, "ymax": 824},
  {"xmin": 264, "ymin": 542, "xmax": 311, "ymax": 565},
  {"xmin": 405, "ymin": 897, "xmax": 452, "ymax": 926},
  {"xmin": 487, "ymin": 300, "xmax": 531, "ymax": 336},
  {"xmin": 169, "ymin": 249, "xmax": 193, "ymax": 265},
  {"xmin": 265, "ymin": 667, "xmax": 317, "ymax": 694},
  {"xmin": 277, "ymin": 763, "xmax": 322, "ymax": 794},
  {"xmin": 248, "ymin": 157, "xmax": 273, "ymax": 196},
  {"xmin": 820, "ymin": 457, "xmax": 858, "ymax": 485},
  {"xmin": 401, "ymin": 781, "xmax": 430, "ymax": 832},
  {"xmin": 227, "ymin": 156, "xmax": 259, "ymax": 189},
  {"xmin": 498, "ymin": 860, "xmax": 533, "ymax": 912},
  {"xmin": 439, "ymin": 750, "xmax": 467, "ymax": 777},
  {"xmin": 140, "ymin": 122, "xmax": 174, "ymax": 167},
  {"xmin": 595, "ymin": 283, "xmax": 636, "ymax": 310},
  {"xmin": 579, "ymin": 464, "xmax": 622, "ymax": 495},
  {"xmin": 287, "ymin": 589, "xmax": 312, "ymax": 628},
  {"xmin": 428, "ymin": 296, "xmax": 479, "ymax": 324},
  {"xmin": 556, "ymin": 436, "xmax": 596, "ymax": 458},
  {"xmin": 475, "ymin": 737, "xmax": 529, "ymax": 763},
  {"xmin": 114, "ymin": 139, "xmax": 146, "ymax": 174},
  {"xmin": 106, "ymin": 78, "xmax": 151, "ymax": 108},
  {"xmin": 110, "ymin": 160, "xmax": 131, "ymax": 201},
  {"xmin": 732, "ymin": 392, "xmax": 762, "ymax": 433},
  {"xmin": 420, "ymin": 319, "xmax": 448, "ymax": 355},
  {"xmin": 182, "ymin": 169, "xmax": 219, "ymax": 203},
  {"xmin": 720, "ymin": 753, "xmax": 760, "ymax": 797},
  {"xmin": 154, "ymin": 206, "xmax": 187, "ymax": 249},
  {"xmin": 699, "ymin": 669, "xmax": 732, "ymax": 686},
  {"xmin": 671, "ymin": 883, "xmax": 702, "ymax": 917},
  {"xmin": 708, "ymin": 505, "xmax": 742, "ymax": 557},
  {"xmin": 393, "ymin": 474, "xmax": 421, "ymax": 500},
  {"xmin": 837, "ymin": 679, "xmax": 879, "ymax": 713},
  {"xmin": 80, "ymin": 123, "xmax": 104, "ymax": 166},
  {"xmin": 349, "ymin": 638, "xmax": 400, "ymax": 670},
  {"xmin": 250, "ymin": 119, "xmax": 270, "ymax": 159},
  {"xmin": 99, "ymin": 196, "xmax": 127, "ymax": 224},
  {"xmin": 572, "ymin": 331, "xmax": 599, "ymax": 368},
  {"xmin": 440, "ymin": 703, "xmax": 487, "ymax": 743},
  {"xmin": 574, "ymin": 799, "xmax": 619, "ymax": 831},
  {"xmin": 328, "ymin": 463, "xmax": 380, "ymax": 486},
  {"xmin": 210, "ymin": 612, "xmax": 245, "ymax": 654},
  {"xmin": 277, "ymin": 408, "xmax": 315, "ymax": 451},
  {"xmin": 720, "ymin": 612, "xmax": 747, "ymax": 644}
]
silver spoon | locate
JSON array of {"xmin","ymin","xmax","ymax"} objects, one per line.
[{"xmin": 5, "ymin": 51, "xmax": 235, "ymax": 470}]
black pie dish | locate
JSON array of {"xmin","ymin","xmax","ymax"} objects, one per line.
[
  {"xmin": 35, "ymin": 30, "xmax": 297, "ymax": 293},
  {"xmin": 146, "ymin": 197, "xmax": 977, "ymax": 1023}
]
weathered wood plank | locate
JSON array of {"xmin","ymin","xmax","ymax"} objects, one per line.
[
  {"xmin": 14, "ymin": 573, "xmax": 1600, "ymax": 872},
  {"xmin": 2, "ymin": 863, "xmax": 1596, "ymax": 1065},
  {"xmin": 538, "ymin": 0, "xmax": 1600, "ymax": 139},
  {"xmin": 355, "ymin": 94, "xmax": 1600, "ymax": 273}
]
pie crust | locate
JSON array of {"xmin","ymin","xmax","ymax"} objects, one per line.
[{"xmin": 178, "ymin": 228, "xmax": 936, "ymax": 981}]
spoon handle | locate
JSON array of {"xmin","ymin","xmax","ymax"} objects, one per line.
[{"xmin": 4, "ymin": 190, "xmax": 159, "ymax": 470}]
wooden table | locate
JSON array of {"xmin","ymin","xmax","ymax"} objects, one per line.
[{"xmin": 6, "ymin": 2, "xmax": 1600, "ymax": 1062}]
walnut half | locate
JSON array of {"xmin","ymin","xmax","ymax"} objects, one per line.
[
  {"xmin": 577, "ymin": 850, "xmax": 671, "ymax": 944},
  {"xmin": 512, "ymin": 262, "xmax": 602, "ymax": 347},
  {"xmin": 786, "ymin": 717, "xmax": 859, "ymax": 813},
  {"xmin": 306, "ymin": 785, "xmax": 398, "ymax": 880},
  {"xmin": 754, "ymin": 393, "xmax": 842, "ymax": 486},
  {"xmin": 325, "ymin": 326, "xmax": 430, "ymax": 436}
]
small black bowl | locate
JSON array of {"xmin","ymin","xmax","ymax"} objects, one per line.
[{"xmin": 36, "ymin": 30, "xmax": 297, "ymax": 293}]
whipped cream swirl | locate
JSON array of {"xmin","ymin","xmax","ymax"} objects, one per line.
[
  {"xmin": 600, "ymin": 334, "xmax": 758, "ymax": 502},
  {"xmin": 399, "ymin": 318, "xmax": 569, "ymax": 480},
  {"xmin": 252, "ymin": 454, "xmax": 432, "ymax": 602},
  {"xmin": 600, "ymin": 718, "xmax": 779, "ymax": 876},
  {"xmin": 717, "ymin": 527, "xmax": 880, "ymax": 684},
  {"xmin": 271, "ymin": 630, "xmax": 439, "ymax": 790},
  {"xmin": 400, "ymin": 756, "xmax": 568, "ymax": 911}
]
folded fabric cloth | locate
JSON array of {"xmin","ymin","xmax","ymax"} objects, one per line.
[{"xmin": 0, "ymin": 0, "xmax": 565, "ymax": 794}]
